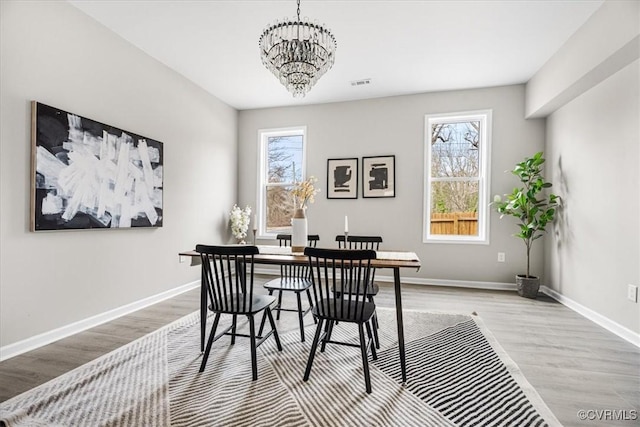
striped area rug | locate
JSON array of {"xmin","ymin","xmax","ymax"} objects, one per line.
[
  {"xmin": 374, "ymin": 318, "xmax": 551, "ymax": 426},
  {"xmin": 0, "ymin": 308, "xmax": 561, "ymax": 427}
]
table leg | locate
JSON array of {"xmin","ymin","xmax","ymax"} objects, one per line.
[
  {"xmin": 393, "ymin": 267, "xmax": 407, "ymax": 383},
  {"xmin": 200, "ymin": 269, "xmax": 206, "ymax": 353}
]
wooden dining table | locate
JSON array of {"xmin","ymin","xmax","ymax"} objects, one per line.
[{"xmin": 179, "ymin": 245, "xmax": 421, "ymax": 383}]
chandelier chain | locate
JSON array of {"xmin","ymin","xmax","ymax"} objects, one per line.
[{"xmin": 297, "ymin": 0, "xmax": 301, "ymax": 21}]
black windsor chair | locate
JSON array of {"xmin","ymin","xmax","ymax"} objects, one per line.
[
  {"xmin": 303, "ymin": 247, "xmax": 378, "ymax": 394},
  {"xmin": 274, "ymin": 233, "xmax": 320, "ymax": 248},
  {"xmin": 196, "ymin": 244, "xmax": 282, "ymax": 381},
  {"xmin": 258, "ymin": 234, "xmax": 319, "ymax": 342},
  {"xmin": 335, "ymin": 235, "xmax": 383, "ymax": 348}
]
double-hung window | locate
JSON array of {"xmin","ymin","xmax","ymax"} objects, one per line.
[
  {"xmin": 423, "ymin": 110, "xmax": 491, "ymax": 243},
  {"xmin": 257, "ymin": 127, "xmax": 306, "ymax": 237}
]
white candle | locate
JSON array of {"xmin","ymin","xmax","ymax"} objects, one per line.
[
  {"xmin": 253, "ymin": 215, "xmax": 257, "ymax": 231},
  {"xmin": 344, "ymin": 215, "xmax": 349, "ymax": 233}
]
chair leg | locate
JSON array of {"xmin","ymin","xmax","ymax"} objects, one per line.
[
  {"xmin": 358, "ymin": 323, "xmax": 372, "ymax": 394},
  {"xmin": 334, "ymin": 292, "xmax": 341, "ymax": 325},
  {"xmin": 303, "ymin": 318, "xmax": 325, "ymax": 382},
  {"xmin": 258, "ymin": 289, "xmax": 274, "ymax": 337},
  {"xmin": 323, "ymin": 318, "xmax": 331, "ymax": 333},
  {"xmin": 365, "ymin": 320, "xmax": 377, "ymax": 360},
  {"xmin": 371, "ymin": 317, "xmax": 380, "ymax": 349},
  {"xmin": 368, "ymin": 296, "xmax": 380, "ymax": 349},
  {"xmin": 306, "ymin": 290, "xmax": 317, "ymax": 324},
  {"xmin": 320, "ymin": 320, "xmax": 334, "ymax": 353},
  {"xmin": 296, "ymin": 292, "xmax": 305, "ymax": 342},
  {"xmin": 276, "ymin": 291, "xmax": 283, "ymax": 320},
  {"xmin": 230, "ymin": 314, "xmax": 237, "ymax": 345},
  {"xmin": 371, "ymin": 300, "xmax": 379, "ymax": 330},
  {"xmin": 248, "ymin": 314, "xmax": 258, "ymax": 381},
  {"xmin": 265, "ymin": 307, "xmax": 283, "ymax": 351},
  {"xmin": 257, "ymin": 312, "xmax": 267, "ymax": 337},
  {"xmin": 199, "ymin": 313, "xmax": 221, "ymax": 372}
]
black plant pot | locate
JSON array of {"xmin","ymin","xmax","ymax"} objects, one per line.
[{"xmin": 516, "ymin": 275, "xmax": 540, "ymax": 299}]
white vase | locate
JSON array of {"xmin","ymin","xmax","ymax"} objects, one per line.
[{"xmin": 291, "ymin": 208, "xmax": 307, "ymax": 253}]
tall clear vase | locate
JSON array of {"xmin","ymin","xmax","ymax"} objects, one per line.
[{"xmin": 291, "ymin": 208, "xmax": 307, "ymax": 253}]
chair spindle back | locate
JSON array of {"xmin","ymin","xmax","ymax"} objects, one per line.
[
  {"xmin": 277, "ymin": 234, "xmax": 319, "ymax": 278},
  {"xmin": 304, "ymin": 247, "xmax": 375, "ymax": 320},
  {"xmin": 335, "ymin": 235, "xmax": 382, "ymax": 250},
  {"xmin": 196, "ymin": 244, "xmax": 259, "ymax": 314}
]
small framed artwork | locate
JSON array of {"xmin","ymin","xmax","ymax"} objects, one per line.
[
  {"xmin": 327, "ymin": 158, "xmax": 358, "ymax": 199},
  {"xmin": 362, "ymin": 155, "xmax": 395, "ymax": 198}
]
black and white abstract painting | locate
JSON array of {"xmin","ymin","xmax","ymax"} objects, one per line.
[
  {"xmin": 362, "ymin": 155, "xmax": 395, "ymax": 198},
  {"xmin": 327, "ymin": 158, "xmax": 358, "ymax": 199},
  {"xmin": 31, "ymin": 102, "xmax": 163, "ymax": 231}
]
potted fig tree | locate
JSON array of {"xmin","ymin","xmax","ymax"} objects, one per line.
[{"xmin": 493, "ymin": 152, "xmax": 559, "ymax": 298}]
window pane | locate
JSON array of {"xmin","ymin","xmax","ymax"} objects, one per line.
[
  {"xmin": 268, "ymin": 135, "xmax": 303, "ymax": 183},
  {"xmin": 431, "ymin": 121, "xmax": 480, "ymax": 178},
  {"xmin": 266, "ymin": 186, "xmax": 294, "ymax": 232},
  {"xmin": 430, "ymin": 180, "xmax": 478, "ymax": 236}
]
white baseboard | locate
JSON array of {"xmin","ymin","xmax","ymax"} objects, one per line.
[
  {"xmin": 541, "ymin": 286, "xmax": 640, "ymax": 348},
  {"xmin": 0, "ymin": 280, "xmax": 200, "ymax": 362}
]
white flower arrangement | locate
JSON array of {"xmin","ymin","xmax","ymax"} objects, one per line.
[{"xmin": 229, "ymin": 204, "xmax": 251, "ymax": 241}]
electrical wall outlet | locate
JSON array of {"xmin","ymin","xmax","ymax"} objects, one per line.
[
  {"xmin": 628, "ymin": 284, "xmax": 638, "ymax": 302},
  {"xmin": 497, "ymin": 252, "xmax": 506, "ymax": 263}
]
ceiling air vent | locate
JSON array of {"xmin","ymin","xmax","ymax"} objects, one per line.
[{"xmin": 350, "ymin": 78, "xmax": 371, "ymax": 87}]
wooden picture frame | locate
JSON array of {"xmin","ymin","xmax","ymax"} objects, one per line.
[
  {"xmin": 362, "ymin": 155, "xmax": 395, "ymax": 198},
  {"xmin": 327, "ymin": 157, "xmax": 358, "ymax": 199},
  {"xmin": 31, "ymin": 101, "xmax": 164, "ymax": 231}
]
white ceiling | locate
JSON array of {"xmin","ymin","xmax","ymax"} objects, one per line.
[{"xmin": 68, "ymin": 0, "xmax": 604, "ymax": 111}]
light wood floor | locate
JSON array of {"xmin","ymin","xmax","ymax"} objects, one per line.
[{"xmin": 1, "ymin": 276, "xmax": 638, "ymax": 427}]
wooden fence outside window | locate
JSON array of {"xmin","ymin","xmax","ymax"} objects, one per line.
[{"xmin": 430, "ymin": 212, "xmax": 478, "ymax": 235}]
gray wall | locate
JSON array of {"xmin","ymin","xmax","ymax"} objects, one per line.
[
  {"xmin": 545, "ymin": 61, "xmax": 640, "ymax": 333},
  {"xmin": 0, "ymin": 1, "xmax": 237, "ymax": 348},
  {"xmin": 239, "ymin": 85, "xmax": 546, "ymax": 285},
  {"xmin": 531, "ymin": 0, "xmax": 640, "ymax": 334}
]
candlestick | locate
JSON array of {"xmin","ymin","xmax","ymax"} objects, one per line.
[{"xmin": 251, "ymin": 214, "xmax": 257, "ymax": 245}]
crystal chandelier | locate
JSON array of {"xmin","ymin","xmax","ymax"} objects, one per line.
[{"xmin": 259, "ymin": 0, "xmax": 337, "ymax": 97}]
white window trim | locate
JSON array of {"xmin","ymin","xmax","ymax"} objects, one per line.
[
  {"xmin": 423, "ymin": 110, "xmax": 492, "ymax": 245},
  {"xmin": 256, "ymin": 126, "xmax": 307, "ymax": 239}
]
